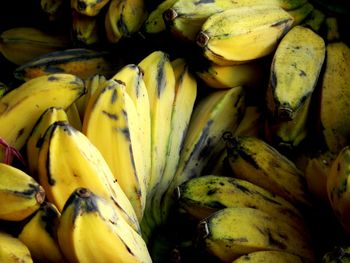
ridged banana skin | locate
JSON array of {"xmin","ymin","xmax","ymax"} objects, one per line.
[
  {"xmin": 198, "ymin": 207, "xmax": 315, "ymax": 262},
  {"xmin": 105, "ymin": 0, "xmax": 147, "ymax": 43},
  {"xmin": 0, "ymin": 73, "xmax": 85, "ymax": 162},
  {"xmin": 327, "ymin": 146, "xmax": 350, "ymax": 234},
  {"xmin": 26, "ymin": 107, "xmax": 69, "ymax": 177},
  {"xmin": 302, "ymin": 8, "xmax": 325, "ymax": 32},
  {"xmin": 37, "ymin": 121, "xmax": 140, "ymax": 233},
  {"xmin": 0, "ymin": 231, "xmax": 33, "ymax": 263},
  {"xmin": 14, "ymin": 48, "xmax": 115, "ymax": 81},
  {"xmin": 72, "ymin": 10, "xmax": 100, "ymax": 45},
  {"xmin": 232, "ymin": 250, "xmax": 305, "ymax": 263},
  {"xmin": 317, "ymin": 42, "xmax": 350, "ymax": 154},
  {"xmin": 287, "ymin": 2, "xmax": 314, "ymax": 26},
  {"xmin": 226, "ymin": 136, "xmax": 310, "ymax": 207},
  {"xmin": 71, "ymin": 0, "xmax": 110, "ymax": 16},
  {"xmin": 161, "ymin": 86, "xmax": 245, "ymax": 224},
  {"xmin": 18, "ymin": 202, "xmax": 66, "ymax": 263},
  {"xmin": 266, "ymin": 25, "xmax": 325, "ymax": 121},
  {"xmin": 177, "ymin": 175, "xmax": 306, "ymax": 233},
  {"xmin": 0, "ymin": 27, "xmax": 70, "ymax": 65},
  {"xmin": 151, "ymin": 58, "xmax": 197, "ymax": 225},
  {"xmin": 57, "ymin": 188, "xmax": 152, "ymax": 263},
  {"xmin": 82, "ymin": 80, "xmax": 146, "ymax": 221},
  {"xmin": 0, "ymin": 163, "xmax": 45, "ymax": 221},
  {"xmin": 196, "ymin": 5, "xmax": 294, "ymax": 65}
]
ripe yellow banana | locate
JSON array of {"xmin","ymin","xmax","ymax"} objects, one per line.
[
  {"xmin": 196, "ymin": 5, "xmax": 294, "ymax": 65},
  {"xmin": 232, "ymin": 250, "xmax": 305, "ymax": 262},
  {"xmin": 71, "ymin": 0, "xmax": 110, "ymax": 16},
  {"xmin": 57, "ymin": 187, "xmax": 152, "ymax": 263},
  {"xmin": 72, "ymin": 10, "xmax": 100, "ymax": 45},
  {"xmin": 0, "ymin": 231, "xmax": 33, "ymax": 263},
  {"xmin": 18, "ymin": 202, "xmax": 66, "ymax": 263},
  {"xmin": 0, "ymin": 73, "xmax": 85, "ymax": 162},
  {"xmin": 287, "ymin": 2, "xmax": 314, "ymax": 26},
  {"xmin": 302, "ymin": 8, "xmax": 325, "ymax": 32},
  {"xmin": 225, "ymin": 135, "xmax": 310, "ymax": 207},
  {"xmin": 0, "ymin": 27, "xmax": 70, "ymax": 65},
  {"xmin": 197, "ymin": 207, "xmax": 315, "ymax": 262},
  {"xmin": 14, "ymin": 48, "xmax": 115, "ymax": 81},
  {"xmin": 105, "ymin": 0, "xmax": 147, "ymax": 43},
  {"xmin": 0, "ymin": 163, "xmax": 45, "ymax": 221},
  {"xmin": 37, "ymin": 121, "xmax": 140, "ymax": 233}
]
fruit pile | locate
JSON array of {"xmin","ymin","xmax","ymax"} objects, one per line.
[{"xmin": 0, "ymin": 0, "xmax": 350, "ymax": 262}]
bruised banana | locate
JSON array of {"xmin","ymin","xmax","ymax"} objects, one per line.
[
  {"xmin": 57, "ymin": 188, "xmax": 152, "ymax": 263},
  {"xmin": 0, "ymin": 73, "xmax": 85, "ymax": 162},
  {"xmin": 72, "ymin": 10, "xmax": 100, "ymax": 45},
  {"xmin": 0, "ymin": 163, "xmax": 45, "ymax": 221},
  {"xmin": 37, "ymin": 121, "xmax": 140, "ymax": 233},
  {"xmin": 225, "ymin": 135, "xmax": 310, "ymax": 207},
  {"xmin": 176, "ymin": 175, "xmax": 306, "ymax": 233},
  {"xmin": 105, "ymin": 0, "xmax": 147, "ymax": 43},
  {"xmin": 14, "ymin": 48, "xmax": 116, "ymax": 81},
  {"xmin": 18, "ymin": 202, "xmax": 65, "ymax": 263},
  {"xmin": 161, "ymin": 86, "xmax": 245, "ymax": 224},
  {"xmin": 163, "ymin": 0, "xmax": 304, "ymax": 42},
  {"xmin": 196, "ymin": 5, "xmax": 294, "ymax": 65},
  {"xmin": 71, "ymin": 0, "xmax": 110, "ymax": 16},
  {"xmin": 0, "ymin": 27, "xmax": 70, "ymax": 65},
  {"xmin": 232, "ymin": 250, "xmax": 305, "ymax": 263},
  {"xmin": 0, "ymin": 231, "xmax": 33, "ymax": 263},
  {"xmin": 197, "ymin": 207, "xmax": 315, "ymax": 262}
]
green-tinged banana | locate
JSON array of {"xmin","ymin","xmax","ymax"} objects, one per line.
[
  {"xmin": 14, "ymin": 48, "xmax": 116, "ymax": 81},
  {"xmin": 234, "ymin": 105, "xmax": 264, "ymax": 138},
  {"xmin": 142, "ymin": 0, "xmax": 178, "ymax": 34},
  {"xmin": 161, "ymin": 86, "xmax": 245, "ymax": 224},
  {"xmin": 72, "ymin": 10, "xmax": 100, "ymax": 45},
  {"xmin": 325, "ymin": 17, "xmax": 340, "ymax": 42},
  {"xmin": 176, "ymin": 175, "xmax": 306, "ymax": 233},
  {"xmin": 196, "ymin": 5, "xmax": 294, "ymax": 65},
  {"xmin": 71, "ymin": 0, "xmax": 110, "ymax": 16},
  {"xmin": 163, "ymin": 0, "xmax": 304, "ymax": 42},
  {"xmin": 327, "ymin": 146, "xmax": 350, "ymax": 234},
  {"xmin": 0, "ymin": 73, "xmax": 85, "ymax": 162},
  {"xmin": 82, "ymin": 80, "xmax": 146, "ymax": 221},
  {"xmin": 37, "ymin": 121, "xmax": 140, "ymax": 233},
  {"xmin": 105, "ymin": 0, "xmax": 147, "ymax": 43},
  {"xmin": 150, "ymin": 58, "xmax": 197, "ymax": 226},
  {"xmin": 18, "ymin": 202, "xmax": 66, "ymax": 263},
  {"xmin": 197, "ymin": 207, "xmax": 315, "ymax": 262},
  {"xmin": 26, "ymin": 107, "xmax": 69, "ymax": 177},
  {"xmin": 301, "ymin": 8, "xmax": 325, "ymax": 32},
  {"xmin": 287, "ymin": 2, "xmax": 314, "ymax": 26},
  {"xmin": 57, "ymin": 188, "xmax": 152, "ymax": 263},
  {"xmin": 41, "ymin": 0, "xmax": 66, "ymax": 21},
  {"xmin": 196, "ymin": 61, "xmax": 263, "ymax": 89},
  {"xmin": 232, "ymin": 250, "xmax": 305, "ymax": 262},
  {"xmin": 225, "ymin": 135, "xmax": 310, "ymax": 207},
  {"xmin": 0, "ymin": 163, "xmax": 45, "ymax": 221},
  {"xmin": 0, "ymin": 27, "xmax": 71, "ymax": 65},
  {"xmin": 316, "ymin": 42, "xmax": 350, "ymax": 154},
  {"xmin": 0, "ymin": 231, "xmax": 33, "ymax": 263},
  {"xmin": 323, "ymin": 246, "xmax": 350, "ymax": 262}
]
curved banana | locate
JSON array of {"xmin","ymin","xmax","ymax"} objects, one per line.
[
  {"xmin": 0, "ymin": 73, "xmax": 85, "ymax": 163},
  {"xmin": 287, "ymin": 2, "xmax": 314, "ymax": 26},
  {"xmin": 302, "ymin": 8, "xmax": 325, "ymax": 32},
  {"xmin": 57, "ymin": 187, "xmax": 152, "ymax": 263},
  {"xmin": 18, "ymin": 202, "xmax": 65, "ymax": 263},
  {"xmin": 0, "ymin": 163, "xmax": 45, "ymax": 221},
  {"xmin": 71, "ymin": 0, "xmax": 110, "ymax": 16},
  {"xmin": 72, "ymin": 10, "xmax": 100, "ymax": 45},
  {"xmin": 0, "ymin": 231, "xmax": 33, "ymax": 263},
  {"xmin": 232, "ymin": 250, "xmax": 305, "ymax": 262}
]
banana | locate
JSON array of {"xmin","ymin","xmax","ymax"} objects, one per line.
[
  {"xmin": 316, "ymin": 42, "xmax": 350, "ymax": 154},
  {"xmin": 0, "ymin": 163, "xmax": 45, "ymax": 221},
  {"xmin": 233, "ymin": 105, "xmax": 264, "ymax": 138},
  {"xmin": 197, "ymin": 207, "xmax": 315, "ymax": 262},
  {"xmin": 301, "ymin": 8, "xmax": 325, "ymax": 32},
  {"xmin": 41, "ymin": 0, "xmax": 66, "ymax": 21},
  {"xmin": 0, "ymin": 231, "xmax": 33, "ymax": 263},
  {"xmin": 14, "ymin": 48, "xmax": 116, "ymax": 81},
  {"xmin": 0, "ymin": 81, "xmax": 9, "ymax": 97},
  {"xmin": 82, "ymin": 79, "xmax": 147, "ymax": 221},
  {"xmin": 105, "ymin": 0, "xmax": 147, "ymax": 43},
  {"xmin": 323, "ymin": 246, "xmax": 350, "ymax": 263},
  {"xmin": 232, "ymin": 250, "xmax": 305, "ymax": 262},
  {"xmin": 225, "ymin": 135, "xmax": 310, "ymax": 207},
  {"xmin": 66, "ymin": 102, "xmax": 83, "ymax": 131},
  {"xmin": 0, "ymin": 73, "xmax": 85, "ymax": 162},
  {"xmin": 163, "ymin": 0, "xmax": 304, "ymax": 42},
  {"xmin": 71, "ymin": 0, "xmax": 110, "ymax": 16},
  {"xmin": 37, "ymin": 121, "xmax": 140, "ymax": 233},
  {"xmin": 0, "ymin": 27, "xmax": 71, "ymax": 65},
  {"xmin": 18, "ymin": 202, "xmax": 66, "ymax": 263},
  {"xmin": 196, "ymin": 5, "xmax": 294, "ymax": 65},
  {"xmin": 72, "ymin": 10, "xmax": 100, "ymax": 45},
  {"xmin": 176, "ymin": 175, "xmax": 306, "ymax": 232},
  {"xmin": 325, "ymin": 17, "xmax": 340, "ymax": 42},
  {"xmin": 26, "ymin": 107, "xmax": 69, "ymax": 177},
  {"xmin": 57, "ymin": 187, "xmax": 152, "ymax": 263},
  {"xmin": 287, "ymin": 2, "xmax": 314, "ymax": 26},
  {"xmin": 160, "ymin": 86, "xmax": 245, "ymax": 225}
]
